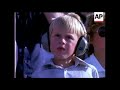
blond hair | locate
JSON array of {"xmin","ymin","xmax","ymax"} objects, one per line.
[{"xmin": 49, "ymin": 13, "xmax": 87, "ymax": 38}]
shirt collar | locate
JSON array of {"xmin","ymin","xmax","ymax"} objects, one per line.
[
  {"xmin": 44, "ymin": 56, "xmax": 89, "ymax": 68},
  {"xmin": 74, "ymin": 56, "xmax": 90, "ymax": 67}
]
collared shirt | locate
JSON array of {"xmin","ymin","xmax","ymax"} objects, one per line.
[
  {"xmin": 84, "ymin": 54, "xmax": 105, "ymax": 78},
  {"xmin": 31, "ymin": 56, "xmax": 99, "ymax": 78}
]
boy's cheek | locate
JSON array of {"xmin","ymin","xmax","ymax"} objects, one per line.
[{"xmin": 67, "ymin": 45, "xmax": 76, "ymax": 54}]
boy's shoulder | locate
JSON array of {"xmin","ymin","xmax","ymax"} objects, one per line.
[{"xmin": 75, "ymin": 56, "xmax": 97, "ymax": 71}]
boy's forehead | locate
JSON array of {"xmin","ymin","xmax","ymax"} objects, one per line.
[{"xmin": 51, "ymin": 22, "xmax": 80, "ymax": 36}]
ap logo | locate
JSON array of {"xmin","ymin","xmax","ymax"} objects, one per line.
[{"xmin": 94, "ymin": 12, "xmax": 104, "ymax": 22}]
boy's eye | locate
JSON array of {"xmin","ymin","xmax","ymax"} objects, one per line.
[
  {"xmin": 66, "ymin": 35, "xmax": 73, "ymax": 40},
  {"xmin": 55, "ymin": 34, "xmax": 60, "ymax": 37}
]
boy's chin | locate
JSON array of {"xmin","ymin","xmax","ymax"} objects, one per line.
[{"xmin": 55, "ymin": 55, "xmax": 68, "ymax": 60}]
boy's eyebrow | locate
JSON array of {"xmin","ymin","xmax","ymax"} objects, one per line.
[
  {"xmin": 66, "ymin": 33, "xmax": 75, "ymax": 36},
  {"xmin": 66, "ymin": 34, "xmax": 74, "ymax": 37}
]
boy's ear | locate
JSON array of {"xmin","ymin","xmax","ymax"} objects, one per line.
[
  {"xmin": 75, "ymin": 36, "xmax": 88, "ymax": 56},
  {"xmin": 41, "ymin": 32, "xmax": 50, "ymax": 52}
]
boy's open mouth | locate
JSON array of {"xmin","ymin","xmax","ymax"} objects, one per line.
[{"xmin": 57, "ymin": 47, "xmax": 65, "ymax": 51}]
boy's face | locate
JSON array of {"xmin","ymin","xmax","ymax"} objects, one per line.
[{"xmin": 50, "ymin": 27, "xmax": 79, "ymax": 60}]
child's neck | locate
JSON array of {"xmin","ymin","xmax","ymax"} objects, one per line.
[{"xmin": 53, "ymin": 56, "xmax": 75, "ymax": 68}]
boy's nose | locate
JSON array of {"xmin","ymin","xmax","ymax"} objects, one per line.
[{"xmin": 59, "ymin": 38, "xmax": 66, "ymax": 44}]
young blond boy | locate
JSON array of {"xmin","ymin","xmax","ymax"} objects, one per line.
[{"xmin": 31, "ymin": 13, "xmax": 99, "ymax": 78}]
